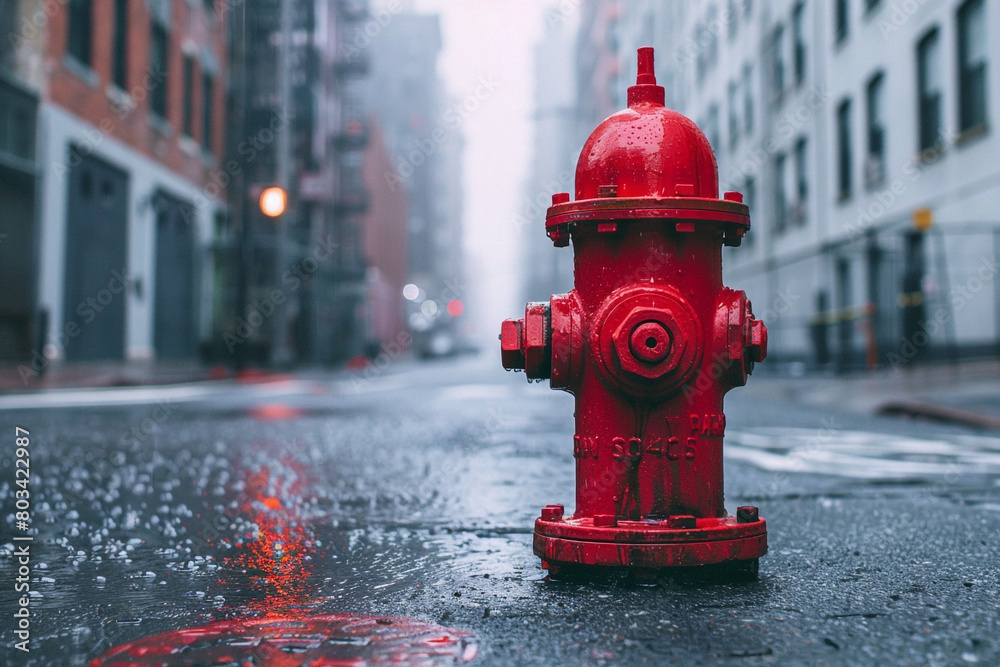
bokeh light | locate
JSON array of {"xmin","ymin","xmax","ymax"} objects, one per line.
[{"xmin": 259, "ymin": 186, "xmax": 287, "ymax": 218}]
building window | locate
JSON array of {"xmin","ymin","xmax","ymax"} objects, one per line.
[
  {"xmin": 837, "ymin": 99, "xmax": 853, "ymax": 200},
  {"xmin": 794, "ymin": 137, "xmax": 808, "ymax": 223},
  {"xmin": 917, "ymin": 27, "xmax": 942, "ymax": 152},
  {"xmin": 865, "ymin": 0, "xmax": 881, "ymax": 12},
  {"xmin": 771, "ymin": 25, "xmax": 785, "ymax": 101},
  {"xmin": 67, "ymin": 0, "xmax": 93, "ymax": 66},
  {"xmin": 705, "ymin": 6, "xmax": 719, "ymax": 72},
  {"xmin": 728, "ymin": 0, "xmax": 739, "ymax": 39},
  {"xmin": 793, "ymin": 2, "xmax": 806, "ymax": 86},
  {"xmin": 957, "ymin": 0, "xmax": 988, "ymax": 133},
  {"xmin": 866, "ymin": 72, "xmax": 886, "ymax": 187},
  {"xmin": 728, "ymin": 80, "xmax": 739, "ymax": 148},
  {"xmin": 743, "ymin": 176, "xmax": 756, "ymax": 244},
  {"xmin": 112, "ymin": 0, "xmax": 128, "ymax": 88},
  {"xmin": 706, "ymin": 103, "xmax": 720, "ymax": 150},
  {"xmin": 743, "ymin": 63, "xmax": 754, "ymax": 133},
  {"xmin": 149, "ymin": 20, "xmax": 169, "ymax": 119},
  {"xmin": 774, "ymin": 152, "xmax": 788, "ymax": 232},
  {"xmin": 182, "ymin": 56, "xmax": 195, "ymax": 137},
  {"xmin": 835, "ymin": 0, "xmax": 849, "ymax": 44},
  {"xmin": 202, "ymin": 71, "xmax": 215, "ymax": 152},
  {"xmin": 695, "ymin": 23, "xmax": 706, "ymax": 82}
]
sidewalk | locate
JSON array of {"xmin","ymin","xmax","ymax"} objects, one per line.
[
  {"xmin": 751, "ymin": 358, "xmax": 1000, "ymax": 430},
  {"xmin": 0, "ymin": 357, "xmax": 376, "ymax": 394},
  {"xmin": 0, "ymin": 360, "xmax": 228, "ymax": 393}
]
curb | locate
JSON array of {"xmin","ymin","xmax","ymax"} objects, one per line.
[{"xmin": 877, "ymin": 400, "xmax": 1000, "ymax": 431}]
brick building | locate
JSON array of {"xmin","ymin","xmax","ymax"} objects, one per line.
[
  {"xmin": 27, "ymin": 0, "xmax": 228, "ymax": 364},
  {"xmin": 0, "ymin": 0, "xmax": 44, "ymax": 363},
  {"xmin": 361, "ymin": 118, "xmax": 409, "ymax": 351}
]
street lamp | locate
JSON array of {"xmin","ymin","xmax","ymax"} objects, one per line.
[
  {"xmin": 259, "ymin": 186, "xmax": 291, "ymax": 365},
  {"xmin": 259, "ymin": 186, "xmax": 287, "ymax": 218}
]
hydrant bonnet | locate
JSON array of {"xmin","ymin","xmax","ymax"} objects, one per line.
[{"xmin": 575, "ymin": 47, "xmax": 719, "ymax": 201}]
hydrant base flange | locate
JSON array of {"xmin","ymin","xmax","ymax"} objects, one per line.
[{"xmin": 533, "ymin": 514, "xmax": 766, "ymax": 571}]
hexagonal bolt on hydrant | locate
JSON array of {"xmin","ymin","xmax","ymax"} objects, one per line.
[{"xmin": 501, "ymin": 47, "xmax": 768, "ymax": 579}]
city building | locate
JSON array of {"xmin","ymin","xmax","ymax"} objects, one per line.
[
  {"xmin": 220, "ymin": 0, "xmax": 377, "ymax": 366},
  {"xmin": 519, "ymin": 4, "xmax": 581, "ymax": 303},
  {"xmin": 519, "ymin": 0, "xmax": 620, "ymax": 305},
  {"xmin": 0, "ymin": 0, "xmax": 44, "ymax": 363},
  {"xmin": 360, "ymin": 118, "xmax": 409, "ymax": 355},
  {"xmin": 612, "ymin": 0, "xmax": 1000, "ymax": 368},
  {"xmin": 4, "ymin": 0, "xmax": 230, "ymax": 367},
  {"xmin": 368, "ymin": 11, "xmax": 466, "ymax": 357}
]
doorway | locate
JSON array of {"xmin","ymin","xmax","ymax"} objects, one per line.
[{"xmin": 62, "ymin": 149, "xmax": 128, "ymax": 361}]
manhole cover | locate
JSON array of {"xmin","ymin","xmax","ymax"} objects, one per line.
[{"xmin": 90, "ymin": 614, "xmax": 476, "ymax": 665}]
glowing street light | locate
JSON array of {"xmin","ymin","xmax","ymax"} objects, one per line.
[{"xmin": 259, "ymin": 186, "xmax": 287, "ymax": 218}]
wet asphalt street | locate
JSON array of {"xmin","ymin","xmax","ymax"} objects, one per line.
[{"xmin": 1, "ymin": 353, "xmax": 1000, "ymax": 665}]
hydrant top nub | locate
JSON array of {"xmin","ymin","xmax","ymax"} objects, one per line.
[{"xmin": 628, "ymin": 47, "xmax": 665, "ymax": 107}]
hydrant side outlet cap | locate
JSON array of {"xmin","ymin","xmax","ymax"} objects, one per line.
[{"xmin": 575, "ymin": 48, "xmax": 719, "ymax": 201}]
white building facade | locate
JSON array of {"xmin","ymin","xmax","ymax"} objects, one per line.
[
  {"xmin": 35, "ymin": 104, "xmax": 224, "ymax": 363},
  {"xmin": 614, "ymin": 0, "xmax": 1000, "ymax": 369}
]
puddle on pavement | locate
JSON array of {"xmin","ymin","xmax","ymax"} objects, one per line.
[
  {"xmin": 12, "ymin": 417, "xmax": 518, "ymax": 662},
  {"xmin": 79, "ymin": 440, "xmax": 476, "ymax": 667},
  {"xmin": 89, "ymin": 614, "xmax": 477, "ymax": 665}
]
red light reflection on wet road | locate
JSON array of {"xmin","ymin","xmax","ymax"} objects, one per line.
[
  {"xmin": 91, "ymin": 449, "xmax": 478, "ymax": 665},
  {"xmin": 221, "ymin": 458, "xmax": 318, "ymax": 616}
]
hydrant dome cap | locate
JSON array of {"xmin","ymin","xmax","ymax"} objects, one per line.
[{"xmin": 575, "ymin": 48, "xmax": 719, "ymax": 201}]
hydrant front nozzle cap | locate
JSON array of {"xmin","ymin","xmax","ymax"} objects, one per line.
[{"xmin": 628, "ymin": 47, "xmax": 665, "ymax": 108}]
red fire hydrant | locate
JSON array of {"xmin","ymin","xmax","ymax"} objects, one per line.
[{"xmin": 501, "ymin": 48, "xmax": 768, "ymax": 578}]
